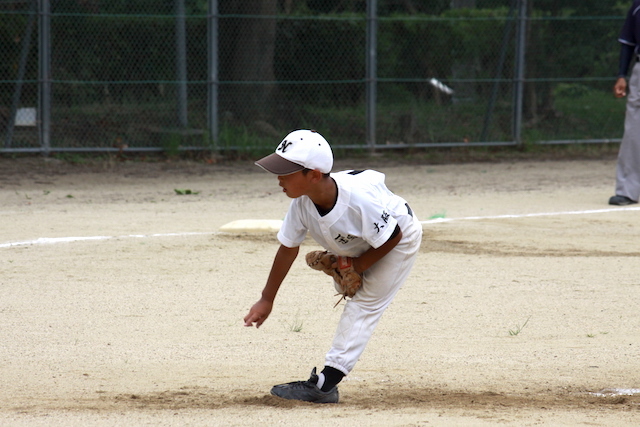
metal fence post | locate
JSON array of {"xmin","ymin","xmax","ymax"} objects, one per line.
[
  {"xmin": 366, "ymin": 0, "xmax": 377, "ymax": 151},
  {"xmin": 208, "ymin": 0, "xmax": 219, "ymax": 149},
  {"xmin": 38, "ymin": 0, "xmax": 51, "ymax": 155},
  {"xmin": 513, "ymin": 0, "xmax": 527, "ymax": 146},
  {"xmin": 176, "ymin": 0, "xmax": 188, "ymax": 129}
]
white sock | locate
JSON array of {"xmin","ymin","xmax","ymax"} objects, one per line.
[{"xmin": 316, "ymin": 372, "xmax": 326, "ymax": 389}]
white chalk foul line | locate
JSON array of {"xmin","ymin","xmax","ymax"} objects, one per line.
[
  {"xmin": 420, "ymin": 206, "xmax": 640, "ymax": 224},
  {"xmin": 1, "ymin": 206, "xmax": 638, "ymax": 249},
  {"xmin": 0, "ymin": 232, "xmax": 217, "ymax": 249}
]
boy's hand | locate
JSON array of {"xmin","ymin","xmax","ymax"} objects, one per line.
[{"xmin": 244, "ymin": 298, "xmax": 273, "ymax": 328}]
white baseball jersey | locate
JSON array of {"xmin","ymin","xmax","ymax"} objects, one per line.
[{"xmin": 277, "ymin": 170, "xmax": 416, "ymax": 255}]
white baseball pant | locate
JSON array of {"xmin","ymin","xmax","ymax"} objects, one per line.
[{"xmin": 324, "ymin": 215, "xmax": 423, "ymax": 375}]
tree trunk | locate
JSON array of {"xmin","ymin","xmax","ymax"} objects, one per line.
[{"xmin": 227, "ymin": 0, "xmax": 277, "ymax": 120}]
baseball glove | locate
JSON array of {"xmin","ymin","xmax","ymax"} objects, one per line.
[{"xmin": 305, "ymin": 250, "xmax": 362, "ymax": 304}]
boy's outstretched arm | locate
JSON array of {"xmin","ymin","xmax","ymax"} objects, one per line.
[{"xmin": 243, "ymin": 244, "xmax": 299, "ymax": 328}]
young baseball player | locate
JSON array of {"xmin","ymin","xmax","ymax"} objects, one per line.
[{"xmin": 243, "ymin": 129, "xmax": 422, "ymax": 403}]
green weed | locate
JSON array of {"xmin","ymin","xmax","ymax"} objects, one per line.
[
  {"xmin": 287, "ymin": 311, "xmax": 304, "ymax": 332},
  {"xmin": 174, "ymin": 189, "xmax": 200, "ymax": 195},
  {"xmin": 508, "ymin": 316, "xmax": 531, "ymax": 336}
]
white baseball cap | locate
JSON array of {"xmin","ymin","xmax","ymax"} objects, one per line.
[{"xmin": 255, "ymin": 129, "xmax": 333, "ymax": 175}]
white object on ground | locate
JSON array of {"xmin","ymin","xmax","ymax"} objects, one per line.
[{"xmin": 219, "ymin": 219, "xmax": 283, "ymax": 233}]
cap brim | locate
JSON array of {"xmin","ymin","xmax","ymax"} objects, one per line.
[{"xmin": 254, "ymin": 153, "xmax": 305, "ymax": 175}]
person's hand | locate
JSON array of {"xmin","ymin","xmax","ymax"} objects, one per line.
[
  {"xmin": 614, "ymin": 77, "xmax": 627, "ymax": 98},
  {"xmin": 243, "ymin": 298, "xmax": 273, "ymax": 328}
]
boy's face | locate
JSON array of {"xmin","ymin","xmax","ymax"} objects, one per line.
[{"xmin": 277, "ymin": 170, "xmax": 313, "ymax": 199}]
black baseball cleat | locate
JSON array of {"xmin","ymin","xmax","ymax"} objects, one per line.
[
  {"xmin": 270, "ymin": 367, "xmax": 339, "ymax": 403},
  {"xmin": 608, "ymin": 195, "xmax": 638, "ymax": 206}
]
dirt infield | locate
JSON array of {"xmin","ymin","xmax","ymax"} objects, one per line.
[{"xmin": 1, "ymin": 156, "xmax": 639, "ymax": 426}]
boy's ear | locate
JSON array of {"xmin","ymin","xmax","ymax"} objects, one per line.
[{"xmin": 308, "ymin": 169, "xmax": 324, "ymax": 182}]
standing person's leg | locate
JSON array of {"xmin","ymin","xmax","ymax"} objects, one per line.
[
  {"xmin": 612, "ymin": 63, "xmax": 640, "ymax": 205},
  {"xmin": 325, "ymin": 227, "xmax": 422, "ymax": 376}
]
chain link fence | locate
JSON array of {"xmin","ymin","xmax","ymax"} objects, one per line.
[{"xmin": 0, "ymin": 0, "xmax": 627, "ymax": 155}]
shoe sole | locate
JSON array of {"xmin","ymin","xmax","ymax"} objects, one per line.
[
  {"xmin": 609, "ymin": 196, "xmax": 638, "ymax": 206},
  {"xmin": 610, "ymin": 201, "xmax": 637, "ymax": 206},
  {"xmin": 270, "ymin": 387, "xmax": 339, "ymax": 404}
]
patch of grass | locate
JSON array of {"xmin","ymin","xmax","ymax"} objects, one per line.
[
  {"xmin": 508, "ymin": 316, "xmax": 531, "ymax": 336},
  {"xmin": 52, "ymin": 153, "xmax": 88, "ymax": 164},
  {"xmin": 216, "ymin": 122, "xmax": 276, "ymax": 158},
  {"xmin": 290, "ymin": 320, "xmax": 303, "ymax": 332},
  {"xmin": 162, "ymin": 133, "xmax": 182, "ymax": 158},
  {"xmin": 287, "ymin": 311, "xmax": 304, "ymax": 332},
  {"xmin": 174, "ymin": 189, "xmax": 199, "ymax": 195},
  {"xmin": 587, "ymin": 331, "xmax": 609, "ymax": 338},
  {"xmin": 550, "ymin": 86, "xmax": 624, "ymax": 140}
]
